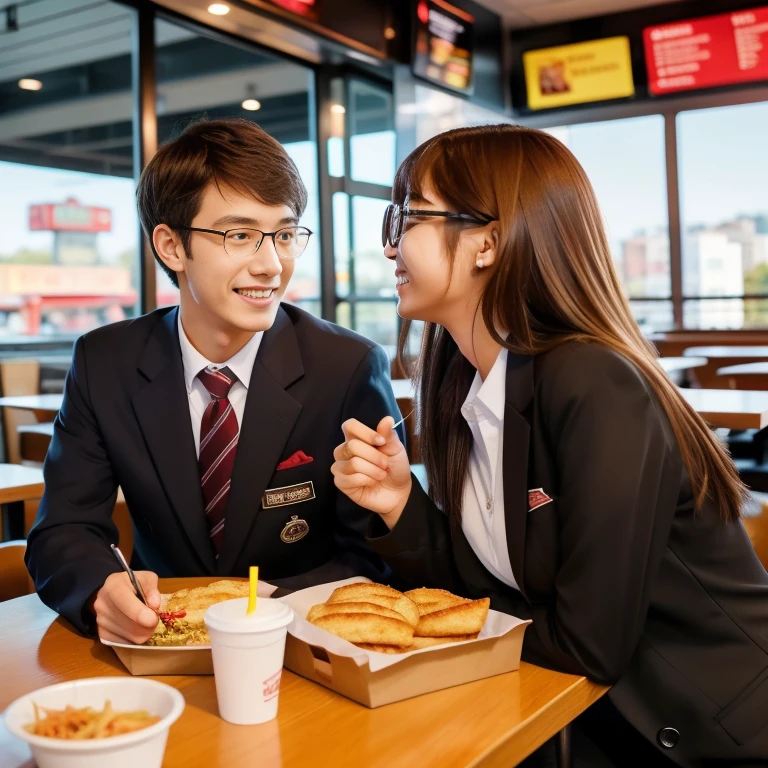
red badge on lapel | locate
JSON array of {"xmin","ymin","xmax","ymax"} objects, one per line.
[
  {"xmin": 528, "ymin": 488, "xmax": 553, "ymax": 512},
  {"xmin": 277, "ymin": 450, "xmax": 314, "ymax": 471}
]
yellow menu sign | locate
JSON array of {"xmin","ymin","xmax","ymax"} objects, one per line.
[{"xmin": 523, "ymin": 36, "xmax": 634, "ymax": 110}]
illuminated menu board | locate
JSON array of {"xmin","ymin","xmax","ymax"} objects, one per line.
[
  {"xmin": 644, "ymin": 6, "xmax": 768, "ymax": 95},
  {"xmin": 413, "ymin": 0, "xmax": 475, "ymax": 94},
  {"xmin": 523, "ymin": 36, "xmax": 634, "ymax": 110}
]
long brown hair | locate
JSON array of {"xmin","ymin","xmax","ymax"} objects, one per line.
[{"xmin": 395, "ymin": 124, "xmax": 746, "ymax": 525}]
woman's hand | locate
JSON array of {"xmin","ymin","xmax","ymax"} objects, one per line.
[{"xmin": 331, "ymin": 416, "xmax": 412, "ymax": 528}]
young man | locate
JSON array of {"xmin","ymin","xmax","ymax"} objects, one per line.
[{"xmin": 26, "ymin": 118, "xmax": 402, "ymax": 645}]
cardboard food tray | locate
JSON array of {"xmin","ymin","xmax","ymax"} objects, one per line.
[
  {"xmin": 101, "ymin": 590, "xmax": 213, "ymax": 676},
  {"xmin": 101, "ymin": 639, "xmax": 213, "ymax": 676},
  {"xmin": 279, "ymin": 578, "xmax": 531, "ymax": 708}
]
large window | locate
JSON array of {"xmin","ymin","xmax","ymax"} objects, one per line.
[
  {"xmin": 154, "ymin": 19, "xmax": 320, "ymax": 315},
  {"xmin": 678, "ymin": 101, "xmax": 768, "ymax": 329},
  {"xmin": 0, "ymin": 0, "xmax": 140, "ymax": 340},
  {"xmin": 548, "ymin": 117, "xmax": 671, "ymax": 333},
  {"xmin": 330, "ymin": 77, "xmax": 398, "ymax": 353}
]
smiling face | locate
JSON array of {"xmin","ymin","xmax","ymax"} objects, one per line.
[
  {"xmin": 384, "ymin": 184, "xmax": 495, "ymax": 329},
  {"xmin": 153, "ymin": 182, "xmax": 298, "ymax": 360}
]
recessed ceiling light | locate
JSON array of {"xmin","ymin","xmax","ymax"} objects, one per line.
[
  {"xmin": 330, "ymin": 104, "xmax": 346, "ymax": 114},
  {"xmin": 18, "ymin": 78, "xmax": 43, "ymax": 91},
  {"xmin": 208, "ymin": 3, "xmax": 230, "ymax": 15},
  {"xmin": 242, "ymin": 98, "xmax": 261, "ymax": 111},
  {"xmin": 384, "ymin": 27, "xmax": 396, "ymax": 40}
]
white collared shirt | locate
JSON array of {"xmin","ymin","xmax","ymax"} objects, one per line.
[
  {"xmin": 460, "ymin": 347, "xmax": 520, "ymax": 591},
  {"xmin": 177, "ymin": 314, "xmax": 263, "ymax": 456}
]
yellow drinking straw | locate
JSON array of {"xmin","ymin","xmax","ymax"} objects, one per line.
[{"xmin": 247, "ymin": 566, "xmax": 259, "ymax": 615}]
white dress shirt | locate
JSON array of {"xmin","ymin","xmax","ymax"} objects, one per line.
[
  {"xmin": 177, "ymin": 315, "xmax": 263, "ymax": 457},
  {"xmin": 460, "ymin": 347, "xmax": 520, "ymax": 591}
]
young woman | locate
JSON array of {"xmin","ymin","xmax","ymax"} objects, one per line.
[{"xmin": 331, "ymin": 125, "xmax": 768, "ymax": 767}]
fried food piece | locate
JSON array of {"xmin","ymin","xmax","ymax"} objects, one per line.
[
  {"xmin": 310, "ymin": 613, "xmax": 414, "ymax": 647},
  {"xmin": 405, "ymin": 588, "xmax": 470, "ymax": 616},
  {"xmin": 331, "ymin": 593, "xmax": 419, "ymax": 628},
  {"xmin": 356, "ymin": 634, "xmax": 478, "ymax": 654},
  {"xmin": 414, "ymin": 598, "xmax": 490, "ymax": 637},
  {"xmin": 355, "ymin": 643, "xmax": 410, "ymax": 655},
  {"xmin": 307, "ymin": 601, "xmax": 406, "ymax": 624},
  {"xmin": 328, "ymin": 582, "xmax": 405, "ymax": 604},
  {"xmin": 163, "ymin": 580, "xmax": 250, "ymax": 627},
  {"xmin": 409, "ymin": 634, "xmax": 478, "ymax": 649}
]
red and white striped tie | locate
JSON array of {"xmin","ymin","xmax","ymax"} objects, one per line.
[{"xmin": 198, "ymin": 367, "xmax": 239, "ymax": 557}]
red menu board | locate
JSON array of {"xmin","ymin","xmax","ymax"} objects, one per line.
[{"xmin": 644, "ymin": 6, "xmax": 768, "ymax": 95}]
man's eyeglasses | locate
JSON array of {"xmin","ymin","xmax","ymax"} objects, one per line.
[
  {"xmin": 173, "ymin": 225, "xmax": 312, "ymax": 260},
  {"xmin": 382, "ymin": 203, "xmax": 492, "ymax": 249}
]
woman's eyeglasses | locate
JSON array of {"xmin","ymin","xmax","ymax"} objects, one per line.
[
  {"xmin": 381, "ymin": 203, "xmax": 491, "ymax": 249},
  {"xmin": 173, "ymin": 225, "xmax": 312, "ymax": 260}
]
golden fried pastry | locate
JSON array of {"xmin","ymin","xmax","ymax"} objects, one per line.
[
  {"xmin": 405, "ymin": 588, "xmax": 470, "ymax": 616},
  {"xmin": 307, "ymin": 601, "xmax": 406, "ymax": 624},
  {"xmin": 410, "ymin": 634, "xmax": 478, "ymax": 649},
  {"xmin": 414, "ymin": 598, "xmax": 490, "ymax": 637},
  {"xmin": 328, "ymin": 582, "xmax": 405, "ymax": 603},
  {"xmin": 356, "ymin": 634, "xmax": 479, "ymax": 655},
  {"xmin": 311, "ymin": 613, "xmax": 414, "ymax": 647},
  {"xmin": 330, "ymin": 593, "xmax": 419, "ymax": 628}
]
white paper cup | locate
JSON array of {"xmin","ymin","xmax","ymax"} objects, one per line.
[{"xmin": 204, "ymin": 597, "xmax": 294, "ymax": 725}]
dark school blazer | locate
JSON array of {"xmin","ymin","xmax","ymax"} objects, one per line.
[
  {"xmin": 27, "ymin": 304, "xmax": 403, "ymax": 633},
  {"xmin": 368, "ymin": 341, "xmax": 768, "ymax": 767}
]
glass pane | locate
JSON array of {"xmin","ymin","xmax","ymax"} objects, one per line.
[
  {"xmin": 333, "ymin": 192, "xmax": 351, "ymax": 299},
  {"xmin": 353, "ymin": 301, "xmax": 399, "ymax": 355},
  {"xmin": 0, "ymin": 2, "xmax": 139, "ymax": 340},
  {"xmin": 547, "ymin": 117, "xmax": 670, "ymax": 299},
  {"xmin": 349, "ymin": 80, "xmax": 395, "ymax": 185},
  {"xmin": 678, "ymin": 103, "xmax": 768, "ymax": 328},
  {"xmin": 629, "ymin": 301, "xmax": 674, "ymax": 334},
  {"xmin": 154, "ymin": 19, "xmax": 320, "ymax": 312},
  {"xmin": 351, "ymin": 197, "xmax": 395, "ymax": 298}
]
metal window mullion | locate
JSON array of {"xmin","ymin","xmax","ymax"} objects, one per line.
[
  {"xmin": 315, "ymin": 68, "xmax": 337, "ymax": 322},
  {"xmin": 664, "ymin": 112, "xmax": 684, "ymax": 330},
  {"xmin": 132, "ymin": 4, "xmax": 157, "ymax": 315}
]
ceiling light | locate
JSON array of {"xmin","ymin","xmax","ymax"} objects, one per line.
[
  {"xmin": 18, "ymin": 78, "xmax": 43, "ymax": 91},
  {"xmin": 242, "ymin": 98, "xmax": 261, "ymax": 111},
  {"xmin": 208, "ymin": 3, "xmax": 230, "ymax": 15},
  {"xmin": 330, "ymin": 104, "xmax": 346, "ymax": 114},
  {"xmin": 384, "ymin": 27, "xmax": 396, "ymax": 40}
]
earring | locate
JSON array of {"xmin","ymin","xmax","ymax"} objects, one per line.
[{"xmin": 476, "ymin": 258, "xmax": 484, "ymax": 269}]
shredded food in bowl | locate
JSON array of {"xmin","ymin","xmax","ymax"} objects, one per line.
[{"xmin": 24, "ymin": 700, "xmax": 160, "ymax": 739}]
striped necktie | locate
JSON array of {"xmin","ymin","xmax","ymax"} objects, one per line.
[{"xmin": 197, "ymin": 366, "xmax": 239, "ymax": 557}]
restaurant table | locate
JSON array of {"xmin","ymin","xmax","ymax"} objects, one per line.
[
  {"xmin": 683, "ymin": 346, "xmax": 768, "ymax": 358},
  {"xmin": 390, "ymin": 378, "xmax": 415, "ymax": 400},
  {"xmin": 0, "ymin": 464, "xmax": 44, "ymax": 541},
  {"xmin": 0, "ymin": 578, "xmax": 608, "ymax": 768},
  {"xmin": 392, "ymin": 358, "xmax": 707, "ymax": 397},
  {"xmin": 0, "ymin": 394, "xmax": 63, "ymax": 423},
  {"xmin": 659, "ymin": 356, "xmax": 707, "ymax": 373},
  {"xmin": 680, "ymin": 388, "xmax": 768, "ymax": 430}
]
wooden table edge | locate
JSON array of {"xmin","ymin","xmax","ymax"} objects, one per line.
[
  {"xmin": 466, "ymin": 675, "xmax": 609, "ymax": 768},
  {"xmin": 0, "ymin": 482, "xmax": 45, "ymax": 505}
]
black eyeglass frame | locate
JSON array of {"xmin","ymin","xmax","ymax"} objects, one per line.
[
  {"xmin": 172, "ymin": 225, "xmax": 313, "ymax": 259},
  {"xmin": 382, "ymin": 203, "xmax": 492, "ymax": 248}
]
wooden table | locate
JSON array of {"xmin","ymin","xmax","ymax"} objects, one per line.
[
  {"xmin": 716, "ymin": 362, "xmax": 768, "ymax": 392},
  {"xmin": 680, "ymin": 388, "xmax": 768, "ymax": 430},
  {"xmin": 659, "ymin": 356, "xmax": 707, "ymax": 373},
  {"xmin": 0, "ymin": 394, "xmax": 62, "ymax": 423},
  {"xmin": 0, "ymin": 464, "xmax": 44, "ymax": 541},
  {"xmin": 0, "ymin": 578, "xmax": 607, "ymax": 768},
  {"xmin": 683, "ymin": 346, "xmax": 768, "ymax": 358}
]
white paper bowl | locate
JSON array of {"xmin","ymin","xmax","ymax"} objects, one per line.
[{"xmin": 4, "ymin": 677, "xmax": 185, "ymax": 768}]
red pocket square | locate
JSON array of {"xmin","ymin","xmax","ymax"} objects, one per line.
[
  {"xmin": 277, "ymin": 450, "xmax": 314, "ymax": 471},
  {"xmin": 528, "ymin": 488, "xmax": 553, "ymax": 511}
]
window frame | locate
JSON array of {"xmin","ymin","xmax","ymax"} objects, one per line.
[{"xmin": 517, "ymin": 83, "xmax": 768, "ymax": 330}]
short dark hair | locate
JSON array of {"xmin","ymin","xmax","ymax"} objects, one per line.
[{"xmin": 137, "ymin": 118, "xmax": 308, "ymax": 287}]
